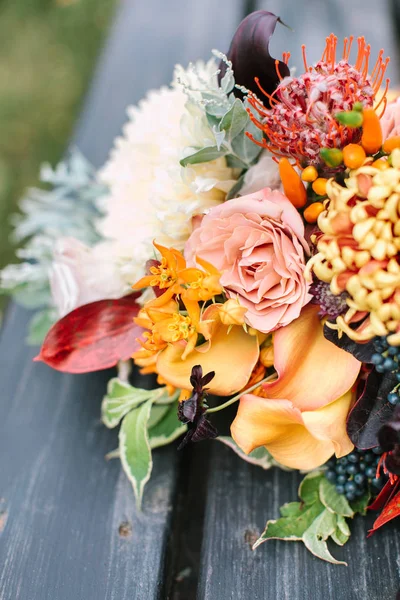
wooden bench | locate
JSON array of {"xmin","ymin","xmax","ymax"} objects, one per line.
[{"xmin": 1, "ymin": 1, "xmax": 400, "ymax": 598}]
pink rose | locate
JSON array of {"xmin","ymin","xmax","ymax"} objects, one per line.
[
  {"xmin": 380, "ymin": 97, "xmax": 400, "ymax": 141},
  {"xmin": 185, "ymin": 188, "xmax": 311, "ymax": 333}
]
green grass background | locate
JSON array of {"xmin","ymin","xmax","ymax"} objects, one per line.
[{"xmin": 0, "ymin": 0, "xmax": 118, "ymax": 289}]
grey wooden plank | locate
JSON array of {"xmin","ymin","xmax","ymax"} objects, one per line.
[
  {"xmin": 0, "ymin": 1, "xmax": 245, "ymax": 599},
  {"xmin": 198, "ymin": 443, "xmax": 400, "ymax": 600},
  {"xmin": 0, "ymin": 304, "xmax": 179, "ymax": 600},
  {"xmin": 256, "ymin": 0, "xmax": 399, "ymax": 86}
]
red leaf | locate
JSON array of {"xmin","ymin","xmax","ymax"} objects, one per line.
[
  {"xmin": 368, "ymin": 480, "xmax": 397, "ymax": 512},
  {"xmin": 369, "ymin": 485, "xmax": 400, "ymax": 536},
  {"xmin": 35, "ymin": 294, "xmax": 142, "ymax": 374}
]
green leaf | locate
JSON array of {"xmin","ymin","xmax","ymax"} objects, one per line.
[
  {"xmin": 319, "ymin": 477, "xmax": 354, "ymax": 517},
  {"xmin": 226, "ymin": 172, "xmax": 246, "ymax": 200},
  {"xmin": 230, "ymin": 118, "xmax": 263, "ymax": 166},
  {"xmin": 280, "ymin": 502, "xmax": 304, "ymax": 518},
  {"xmin": 119, "ymin": 399, "xmax": 154, "ymax": 509},
  {"xmin": 180, "ymin": 146, "xmax": 225, "ymax": 167},
  {"xmin": 219, "ymin": 99, "xmax": 249, "ymax": 143},
  {"xmin": 149, "ymin": 400, "xmax": 187, "ymax": 449},
  {"xmin": 253, "ymin": 501, "xmax": 324, "ymax": 547},
  {"xmin": 337, "ymin": 514, "xmax": 351, "ymax": 536},
  {"xmin": 254, "ymin": 471, "xmax": 358, "ymax": 564},
  {"xmin": 299, "ymin": 471, "xmax": 323, "ymax": 505},
  {"xmin": 147, "ymin": 404, "xmax": 170, "ymax": 429},
  {"xmin": 303, "ymin": 509, "xmax": 347, "ymax": 565},
  {"xmin": 226, "ymin": 155, "xmax": 248, "ymax": 170},
  {"xmin": 101, "ymin": 379, "xmax": 153, "ymax": 428},
  {"xmin": 350, "ymin": 490, "xmax": 371, "ymax": 516},
  {"xmin": 216, "ymin": 436, "xmax": 275, "ymax": 470},
  {"xmin": 213, "ymin": 127, "xmax": 226, "ymax": 151},
  {"xmin": 331, "ymin": 526, "xmax": 350, "ymax": 547},
  {"xmin": 101, "ymin": 381, "xmax": 173, "ymax": 429}
]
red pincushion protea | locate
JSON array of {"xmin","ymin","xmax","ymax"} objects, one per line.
[{"xmin": 248, "ymin": 35, "xmax": 390, "ymax": 166}]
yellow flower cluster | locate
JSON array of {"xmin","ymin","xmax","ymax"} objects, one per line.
[{"xmin": 308, "ymin": 150, "xmax": 400, "ymax": 345}]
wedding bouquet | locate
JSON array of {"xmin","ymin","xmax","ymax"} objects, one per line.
[{"xmin": 3, "ymin": 10, "xmax": 400, "ymax": 565}]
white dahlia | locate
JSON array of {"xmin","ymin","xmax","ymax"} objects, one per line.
[{"xmin": 97, "ymin": 61, "xmax": 239, "ymax": 286}]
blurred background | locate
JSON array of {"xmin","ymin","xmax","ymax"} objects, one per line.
[
  {"xmin": 0, "ymin": 0, "xmax": 118, "ymax": 313},
  {"xmin": 1, "ymin": 0, "xmax": 399, "ymax": 316}
]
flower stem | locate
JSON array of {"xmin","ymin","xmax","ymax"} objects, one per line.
[{"xmin": 206, "ymin": 372, "xmax": 277, "ymax": 414}]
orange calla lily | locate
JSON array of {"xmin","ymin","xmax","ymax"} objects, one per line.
[
  {"xmin": 231, "ymin": 305, "xmax": 361, "ymax": 469},
  {"xmin": 156, "ymin": 304, "xmax": 260, "ymax": 396}
]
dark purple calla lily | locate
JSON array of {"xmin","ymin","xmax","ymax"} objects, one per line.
[{"xmin": 219, "ymin": 10, "xmax": 290, "ymax": 98}]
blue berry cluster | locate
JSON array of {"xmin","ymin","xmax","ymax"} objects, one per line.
[
  {"xmin": 324, "ymin": 448, "xmax": 385, "ymax": 502},
  {"xmin": 371, "ymin": 336, "xmax": 400, "ymax": 405}
]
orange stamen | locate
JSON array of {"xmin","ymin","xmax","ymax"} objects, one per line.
[
  {"xmin": 375, "ymin": 78, "xmax": 390, "ymax": 113},
  {"xmin": 254, "ymin": 77, "xmax": 279, "ymax": 106},
  {"xmin": 301, "ymin": 44, "xmax": 308, "ymax": 72},
  {"xmin": 275, "ymin": 59, "xmax": 284, "ymax": 81}
]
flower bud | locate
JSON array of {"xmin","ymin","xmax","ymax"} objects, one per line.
[
  {"xmin": 219, "ymin": 298, "xmax": 248, "ymax": 326},
  {"xmin": 219, "ymin": 11, "xmax": 290, "ymax": 98},
  {"xmin": 335, "ymin": 110, "xmax": 364, "ymax": 128},
  {"xmin": 260, "ymin": 345, "xmax": 274, "ymax": 368},
  {"xmin": 320, "ymin": 148, "xmax": 343, "ymax": 168}
]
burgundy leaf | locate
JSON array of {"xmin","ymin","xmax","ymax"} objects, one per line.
[
  {"xmin": 323, "ymin": 325, "xmax": 377, "ymax": 363},
  {"xmin": 219, "ymin": 10, "xmax": 289, "ymax": 98},
  {"xmin": 347, "ymin": 369, "xmax": 396, "ymax": 449},
  {"xmin": 35, "ymin": 294, "xmax": 142, "ymax": 374}
]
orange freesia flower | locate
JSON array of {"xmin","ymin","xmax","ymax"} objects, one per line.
[
  {"xmin": 231, "ymin": 305, "xmax": 362, "ymax": 470},
  {"xmin": 132, "ymin": 244, "xmax": 223, "ymax": 308},
  {"xmin": 156, "ymin": 304, "xmax": 260, "ymax": 396},
  {"xmin": 180, "ymin": 256, "xmax": 223, "ymax": 302},
  {"xmin": 132, "ymin": 242, "xmax": 186, "ymax": 307}
]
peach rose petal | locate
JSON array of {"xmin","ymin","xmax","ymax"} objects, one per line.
[
  {"xmin": 185, "ymin": 188, "xmax": 311, "ymax": 335},
  {"xmin": 156, "ymin": 321, "xmax": 259, "ymax": 396},
  {"xmin": 264, "ymin": 305, "xmax": 361, "ymax": 411}
]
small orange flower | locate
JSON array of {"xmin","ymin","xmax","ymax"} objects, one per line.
[
  {"xmin": 132, "ymin": 242, "xmax": 186, "ymax": 307},
  {"xmin": 180, "ymin": 256, "xmax": 222, "ymax": 302}
]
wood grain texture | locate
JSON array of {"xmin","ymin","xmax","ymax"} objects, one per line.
[
  {"xmin": 198, "ymin": 444, "xmax": 400, "ymax": 600},
  {"xmin": 0, "ymin": 304, "xmax": 179, "ymax": 600},
  {"xmin": 0, "ymin": 1, "xmax": 245, "ymax": 599},
  {"xmin": 256, "ymin": 0, "xmax": 399, "ymax": 85}
]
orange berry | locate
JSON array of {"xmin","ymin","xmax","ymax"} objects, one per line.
[
  {"xmin": 371, "ymin": 158, "xmax": 390, "ymax": 170},
  {"xmin": 382, "ymin": 136, "xmax": 400, "ymax": 154},
  {"xmin": 301, "ymin": 165, "xmax": 318, "ymax": 182},
  {"xmin": 343, "ymin": 144, "xmax": 366, "ymax": 169},
  {"xmin": 361, "ymin": 108, "xmax": 382, "ymax": 155},
  {"xmin": 279, "ymin": 158, "xmax": 307, "ymax": 208},
  {"xmin": 312, "ymin": 178, "xmax": 328, "ymax": 196},
  {"xmin": 303, "ymin": 202, "xmax": 325, "ymax": 223}
]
